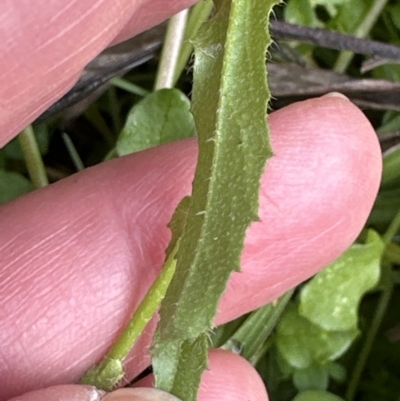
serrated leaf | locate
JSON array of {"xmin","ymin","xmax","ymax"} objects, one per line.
[
  {"xmin": 0, "ymin": 170, "xmax": 34, "ymax": 203},
  {"xmin": 151, "ymin": 0, "xmax": 277, "ymax": 400},
  {"xmin": 292, "ymin": 390, "xmax": 345, "ymax": 401},
  {"xmin": 276, "ymin": 304, "xmax": 358, "ymax": 370},
  {"xmin": 116, "ymin": 88, "xmax": 195, "ymax": 156},
  {"xmin": 299, "ymin": 230, "xmax": 383, "ymax": 332},
  {"xmin": 151, "ymin": 334, "xmax": 209, "ymax": 400}
]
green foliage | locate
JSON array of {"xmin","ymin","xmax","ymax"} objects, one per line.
[
  {"xmin": 284, "ymin": 0, "xmax": 355, "ymax": 28},
  {"xmin": 270, "ymin": 231, "xmax": 385, "ymax": 394},
  {"xmin": 284, "ymin": 0, "xmax": 320, "ymax": 28},
  {"xmin": 292, "ymin": 390, "xmax": 344, "ymax": 401},
  {"xmin": 0, "ymin": 170, "xmax": 34, "ymax": 203},
  {"xmin": 150, "ymin": 0, "xmax": 277, "ymax": 399},
  {"xmin": 300, "ymin": 230, "xmax": 383, "ymax": 331},
  {"xmin": 2, "ymin": 0, "xmax": 400, "ymax": 400},
  {"xmin": 221, "ymin": 290, "xmax": 294, "ymax": 363},
  {"xmin": 381, "ymin": 145, "xmax": 400, "ymax": 189},
  {"xmin": 276, "ymin": 304, "xmax": 358, "ymax": 370},
  {"xmin": 80, "ymin": 220, "xmax": 181, "ymax": 391},
  {"xmin": 116, "ymin": 88, "xmax": 195, "ymax": 156},
  {"xmin": 4, "ymin": 124, "xmax": 49, "ymax": 161}
]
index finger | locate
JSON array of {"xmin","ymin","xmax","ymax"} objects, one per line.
[{"xmin": 0, "ymin": 0, "xmax": 198, "ymax": 146}]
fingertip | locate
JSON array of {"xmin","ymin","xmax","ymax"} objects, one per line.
[
  {"xmin": 217, "ymin": 94, "xmax": 382, "ymax": 323},
  {"xmin": 198, "ymin": 349, "xmax": 269, "ymax": 401},
  {"xmin": 7, "ymin": 385, "xmax": 104, "ymax": 401},
  {"xmin": 320, "ymin": 91, "xmax": 350, "ymax": 101},
  {"xmin": 103, "ymin": 388, "xmax": 182, "ymax": 401},
  {"xmin": 133, "ymin": 349, "xmax": 269, "ymax": 401}
]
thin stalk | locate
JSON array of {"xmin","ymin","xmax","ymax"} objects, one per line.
[
  {"xmin": 173, "ymin": 0, "xmax": 214, "ymax": 85},
  {"xmin": 334, "ymin": 0, "xmax": 389, "ymax": 73},
  {"xmin": 80, "ymin": 242, "xmax": 179, "ymax": 391},
  {"xmin": 61, "ymin": 133, "xmax": 85, "ymax": 171},
  {"xmin": 154, "ymin": 9, "xmax": 189, "ymax": 90},
  {"xmin": 345, "ymin": 209, "xmax": 400, "ymax": 400},
  {"xmin": 18, "ymin": 125, "xmax": 48, "ymax": 188},
  {"xmin": 382, "ymin": 207, "xmax": 400, "ymax": 247},
  {"xmin": 110, "ymin": 77, "xmax": 150, "ymax": 97},
  {"xmin": 84, "ymin": 106, "xmax": 115, "ymax": 145},
  {"xmin": 345, "ymin": 266, "xmax": 394, "ymax": 401},
  {"xmin": 108, "ymin": 86, "xmax": 122, "ymax": 134},
  {"xmin": 222, "ymin": 289, "xmax": 294, "ymax": 363}
]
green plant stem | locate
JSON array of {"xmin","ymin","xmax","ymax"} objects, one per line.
[
  {"xmin": 18, "ymin": 125, "xmax": 48, "ymax": 188},
  {"xmin": 382, "ymin": 207, "xmax": 400, "ymax": 246},
  {"xmin": 173, "ymin": 0, "xmax": 214, "ymax": 85},
  {"xmin": 345, "ymin": 266, "xmax": 394, "ymax": 401},
  {"xmin": 84, "ymin": 106, "xmax": 115, "ymax": 145},
  {"xmin": 108, "ymin": 86, "xmax": 122, "ymax": 134},
  {"xmin": 154, "ymin": 9, "xmax": 189, "ymax": 90},
  {"xmin": 334, "ymin": 0, "xmax": 389, "ymax": 73},
  {"xmin": 222, "ymin": 289, "xmax": 294, "ymax": 363},
  {"xmin": 80, "ymin": 243, "xmax": 179, "ymax": 391},
  {"xmin": 61, "ymin": 133, "xmax": 85, "ymax": 171},
  {"xmin": 345, "ymin": 211, "xmax": 400, "ymax": 400},
  {"xmin": 110, "ymin": 77, "xmax": 150, "ymax": 97},
  {"xmin": 151, "ymin": 1, "xmax": 276, "ymax": 399}
]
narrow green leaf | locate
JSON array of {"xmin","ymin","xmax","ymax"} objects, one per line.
[
  {"xmin": 299, "ymin": 230, "xmax": 384, "ymax": 332},
  {"xmin": 0, "ymin": 170, "xmax": 34, "ymax": 203},
  {"xmin": 276, "ymin": 304, "xmax": 358, "ymax": 370},
  {"xmin": 116, "ymin": 88, "xmax": 195, "ymax": 156},
  {"xmin": 151, "ymin": 0, "xmax": 277, "ymax": 399},
  {"xmin": 223, "ymin": 289, "xmax": 293, "ymax": 362},
  {"xmin": 381, "ymin": 145, "xmax": 400, "ymax": 189}
]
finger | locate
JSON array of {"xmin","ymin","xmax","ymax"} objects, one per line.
[
  {"xmin": 0, "ymin": 96, "xmax": 381, "ymax": 399},
  {"xmin": 134, "ymin": 349, "xmax": 269, "ymax": 401},
  {"xmin": 9, "ymin": 350, "xmax": 266, "ymax": 401},
  {"xmin": 102, "ymin": 388, "xmax": 182, "ymax": 401},
  {"xmin": 111, "ymin": 0, "xmax": 197, "ymax": 45},
  {"xmin": 7, "ymin": 385, "xmax": 104, "ymax": 401},
  {"xmin": 0, "ymin": 0, "xmax": 198, "ymax": 146},
  {"xmin": 6, "ymin": 386, "xmax": 180, "ymax": 401}
]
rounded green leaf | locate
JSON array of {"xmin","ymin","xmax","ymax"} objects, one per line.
[
  {"xmin": 292, "ymin": 390, "xmax": 344, "ymax": 401},
  {"xmin": 276, "ymin": 304, "xmax": 357, "ymax": 369},
  {"xmin": 293, "ymin": 364, "xmax": 329, "ymax": 391},
  {"xmin": 116, "ymin": 88, "xmax": 196, "ymax": 156},
  {"xmin": 299, "ymin": 230, "xmax": 384, "ymax": 332}
]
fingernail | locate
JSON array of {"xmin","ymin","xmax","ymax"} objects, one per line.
[
  {"xmin": 102, "ymin": 388, "xmax": 182, "ymax": 401},
  {"xmin": 321, "ymin": 92, "xmax": 349, "ymax": 100}
]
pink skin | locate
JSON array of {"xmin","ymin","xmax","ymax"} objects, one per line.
[
  {"xmin": 0, "ymin": 0, "xmax": 197, "ymax": 144},
  {"xmin": 0, "ymin": 1, "xmax": 382, "ymax": 401}
]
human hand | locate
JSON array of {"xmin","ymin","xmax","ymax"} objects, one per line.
[{"xmin": 0, "ymin": 1, "xmax": 382, "ymax": 401}]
